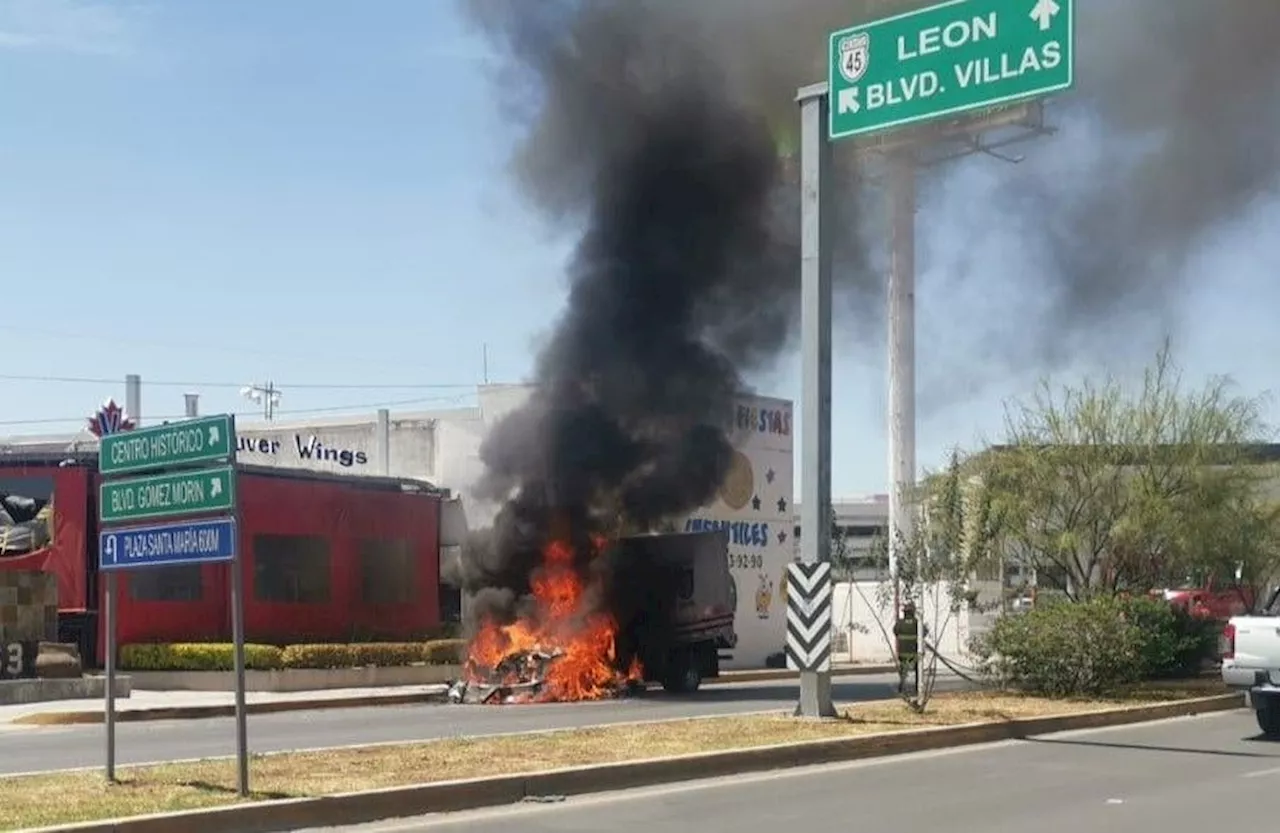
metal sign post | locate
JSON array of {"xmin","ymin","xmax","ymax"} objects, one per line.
[
  {"xmin": 792, "ymin": 82, "xmax": 837, "ymax": 719},
  {"xmin": 103, "ymin": 570, "xmax": 117, "ymax": 782},
  {"xmin": 96, "ymin": 415, "xmax": 247, "ymax": 795},
  {"xmin": 229, "ymin": 519, "xmax": 249, "ymax": 796}
]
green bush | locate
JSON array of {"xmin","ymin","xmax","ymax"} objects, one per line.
[
  {"xmin": 985, "ymin": 596, "xmax": 1146, "ymax": 697},
  {"xmin": 120, "ymin": 639, "xmax": 467, "ymax": 671},
  {"xmin": 984, "ymin": 594, "xmax": 1223, "ymax": 697},
  {"xmin": 422, "ymin": 639, "xmax": 465, "ymax": 664},
  {"xmin": 119, "ymin": 643, "xmax": 284, "ymax": 672},
  {"xmin": 1116, "ymin": 595, "xmax": 1220, "ymax": 679}
]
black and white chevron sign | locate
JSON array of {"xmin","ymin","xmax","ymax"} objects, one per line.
[{"xmin": 785, "ymin": 561, "xmax": 833, "ymax": 672}]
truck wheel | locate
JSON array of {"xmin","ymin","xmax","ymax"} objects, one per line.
[
  {"xmin": 662, "ymin": 659, "xmax": 702, "ymax": 694},
  {"xmin": 1256, "ymin": 697, "xmax": 1280, "ymax": 738}
]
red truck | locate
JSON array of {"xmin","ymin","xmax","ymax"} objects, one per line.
[
  {"xmin": 1155, "ymin": 580, "xmax": 1254, "ymax": 620},
  {"xmin": 0, "ymin": 451, "xmax": 449, "ymax": 666}
]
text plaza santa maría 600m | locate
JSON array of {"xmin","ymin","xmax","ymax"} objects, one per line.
[{"xmin": 99, "ymin": 517, "xmax": 237, "ymax": 570}]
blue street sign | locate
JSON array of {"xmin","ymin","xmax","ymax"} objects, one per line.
[{"xmin": 99, "ymin": 517, "xmax": 237, "ymax": 570}]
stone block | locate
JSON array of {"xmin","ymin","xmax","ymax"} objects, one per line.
[{"xmin": 35, "ymin": 642, "xmax": 82, "ymax": 679}]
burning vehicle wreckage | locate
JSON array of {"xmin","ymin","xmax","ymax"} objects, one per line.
[{"xmin": 448, "ymin": 530, "xmax": 737, "ymax": 706}]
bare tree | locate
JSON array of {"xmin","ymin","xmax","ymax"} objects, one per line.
[{"xmin": 853, "ymin": 452, "xmax": 1000, "ymax": 712}]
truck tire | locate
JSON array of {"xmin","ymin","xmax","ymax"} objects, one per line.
[
  {"xmin": 1256, "ymin": 696, "xmax": 1280, "ymax": 738},
  {"xmin": 661, "ymin": 656, "xmax": 702, "ymax": 694}
]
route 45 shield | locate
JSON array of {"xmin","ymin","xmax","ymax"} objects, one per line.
[{"xmin": 838, "ymin": 32, "xmax": 869, "ymax": 83}]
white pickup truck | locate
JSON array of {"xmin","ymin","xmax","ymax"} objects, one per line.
[{"xmin": 1222, "ymin": 586, "xmax": 1280, "ymax": 737}]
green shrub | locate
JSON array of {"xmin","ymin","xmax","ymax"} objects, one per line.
[
  {"xmin": 280, "ymin": 644, "xmax": 357, "ymax": 669},
  {"xmin": 985, "ymin": 596, "xmax": 1146, "ymax": 696},
  {"xmin": 422, "ymin": 639, "xmax": 465, "ymax": 665},
  {"xmin": 120, "ymin": 639, "xmax": 467, "ymax": 671},
  {"xmin": 119, "ymin": 643, "xmax": 284, "ymax": 672},
  {"xmin": 984, "ymin": 594, "xmax": 1224, "ymax": 697},
  {"xmin": 1116, "ymin": 595, "xmax": 1220, "ymax": 679}
]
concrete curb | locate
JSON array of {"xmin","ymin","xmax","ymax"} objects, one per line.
[
  {"xmin": 720, "ymin": 665, "xmax": 896, "ymax": 684},
  {"xmin": 23, "ymin": 693, "xmax": 1244, "ymax": 833},
  {"xmin": 10, "ymin": 667, "xmax": 896, "ymax": 725}
]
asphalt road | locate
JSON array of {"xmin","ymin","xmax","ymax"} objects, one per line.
[
  {"xmin": 302, "ymin": 709, "xmax": 1280, "ymax": 833},
  {"xmin": 1, "ymin": 672, "xmax": 963, "ymax": 776}
]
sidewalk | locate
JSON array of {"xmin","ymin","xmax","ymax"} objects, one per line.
[
  {"xmin": 1, "ymin": 663, "xmax": 895, "ymax": 726},
  {"xmin": 1, "ymin": 684, "xmax": 450, "ymax": 726}
]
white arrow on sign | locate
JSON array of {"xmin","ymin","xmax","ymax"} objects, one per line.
[
  {"xmin": 208, "ymin": 425, "xmax": 220, "ymax": 444},
  {"xmin": 837, "ymin": 86, "xmax": 861, "ymax": 115},
  {"xmin": 1030, "ymin": 0, "xmax": 1061, "ymax": 31},
  {"xmin": 210, "ymin": 477, "xmax": 222, "ymax": 498}
]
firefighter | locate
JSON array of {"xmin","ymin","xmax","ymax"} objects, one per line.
[{"xmin": 894, "ymin": 602, "xmax": 920, "ymax": 695}]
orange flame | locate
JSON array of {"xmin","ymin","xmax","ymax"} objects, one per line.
[{"xmin": 464, "ymin": 538, "xmax": 643, "ymax": 703}]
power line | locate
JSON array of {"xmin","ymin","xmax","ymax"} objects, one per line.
[
  {"xmin": 0, "ymin": 373, "xmax": 476, "ymax": 390},
  {"xmin": 0, "ymin": 394, "xmax": 477, "ymax": 429},
  {"xmin": 0, "ymin": 324, "xmax": 454, "ymax": 371}
]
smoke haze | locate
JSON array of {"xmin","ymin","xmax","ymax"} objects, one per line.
[
  {"xmin": 465, "ymin": 0, "xmax": 1280, "ymax": 390},
  {"xmin": 452, "ymin": 0, "xmax": 1280, "ymax": 625}
]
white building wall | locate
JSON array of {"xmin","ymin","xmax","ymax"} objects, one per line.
[
  {"xmin": 831, "ymin": 581, "xmax": 972, "ymax": 665},
  {"xmin": 680, "ymin": 394, "xmax": 794, "ymax": 670}
]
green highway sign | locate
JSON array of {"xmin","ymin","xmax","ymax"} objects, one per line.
[
  {"xmin": 99, "ymin": 414, "xmax": 236, "ymax": 476},
  {"xmin": 100, "ymin": 466, "xmax": 237, "ymax": 525},
  {"xmin": 828, "ymin": 0, "xmax": 1074, "ymax": 140}
]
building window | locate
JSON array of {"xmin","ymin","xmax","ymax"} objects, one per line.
[
  {"xmin": 359, "ymin": 539, "xmax": 415, "ymax": 605},
  {"xmin": 129, "ymin": 566, "xmax": 203, "ymax": 602},
  {"xmin": 253, "ymin": 534, "xmax": 331, "ymax": 604}
]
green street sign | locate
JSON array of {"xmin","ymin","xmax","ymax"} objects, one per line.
[
  {"xmin": 99, "ymin": 414, "xmax": 236, "ymax": 476},
  {"xmin": 828, "ymin": 0, "xmax": 1074, "ymax": 140},
  {"xmin": 100, "ymin": 466, "xmax": 237, "ymax": 525}
]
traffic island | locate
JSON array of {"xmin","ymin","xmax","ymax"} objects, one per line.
[{"xmin": 1, "ymin": 685, "xmax": 1243, "ymax": 832}]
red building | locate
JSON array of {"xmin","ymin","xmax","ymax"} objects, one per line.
[{"xmin": 0, "ymin": 452, "xmax": 448, "ymax": 665}]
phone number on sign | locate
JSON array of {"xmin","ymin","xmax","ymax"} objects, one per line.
[{"xmin": 728, "ymin": 553, "xmax": 765, "ymax": 571}]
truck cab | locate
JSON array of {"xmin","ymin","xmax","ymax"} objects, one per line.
[
  {"xmin": 1222, "ymin": 586, "xmax": 1280, "ymax": 737},
  {"xmin": 607, "ymin": 529, "xmax": 737, "ymax": 694}
]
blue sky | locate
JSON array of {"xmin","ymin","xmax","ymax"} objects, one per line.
[{"xmin": 2, "ymin": 0, "xmax": 1278, "ymax": 497}]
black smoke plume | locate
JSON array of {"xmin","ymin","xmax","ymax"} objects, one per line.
[{"xmin": 452, "ymin": 0, "xmax": 820, "ymax": 631}]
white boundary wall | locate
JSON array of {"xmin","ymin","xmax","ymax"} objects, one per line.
[{"xmin": 830, "ymin": 581, "xmax": 973, "ymax": 666}]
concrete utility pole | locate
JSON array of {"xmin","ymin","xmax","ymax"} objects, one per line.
[
  {"xmin": 795, "ymin": 81, "xmax": 836, "ymax": 719},
  {"xmin": 886, "ymin": 149, "xmax": 917, "ymax": 606}
]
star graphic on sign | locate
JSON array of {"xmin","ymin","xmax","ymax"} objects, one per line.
[
  {"xmin": 751, "ymin": 495, "xmax": 762, "ymax": 511},
  {"xmin": 765, "ymin": 468, "xmax": 776, "ymax": 484},
  {"xmin": 777, "ymin": 496, "xmax": 788, "ymax": 513},
  {"xmin": 777, "ymin": 530, "xmax": 788, "ymax": 544}
]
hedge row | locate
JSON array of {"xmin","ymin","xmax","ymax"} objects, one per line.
[
  {"xmin": 119, "ymin": 639, "xmax": 466, "ymax": 672},
  {"xmin": 978, "ymin": 595, "xmax": 1221, "ymax": 697}
]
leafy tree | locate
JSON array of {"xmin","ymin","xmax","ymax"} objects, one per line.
[{"xmin": 975, "ymin": 344, "xmax": 1274, "ymax": 600}]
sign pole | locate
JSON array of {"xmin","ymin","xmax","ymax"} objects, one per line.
[
  {"xmin": 887, "ymin": 148, "xmax": 917, "ymax": 619},
  {"xmin": 103, "ymin": 570, "xmax": 117, "ymax": 782},
  {"xmin": 96, "ymin": 413, "xmax": 245, "ymax": 791},
  {"xmin": 795, "ymin": 81, "xmax": 836, "ymax": 719}
]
